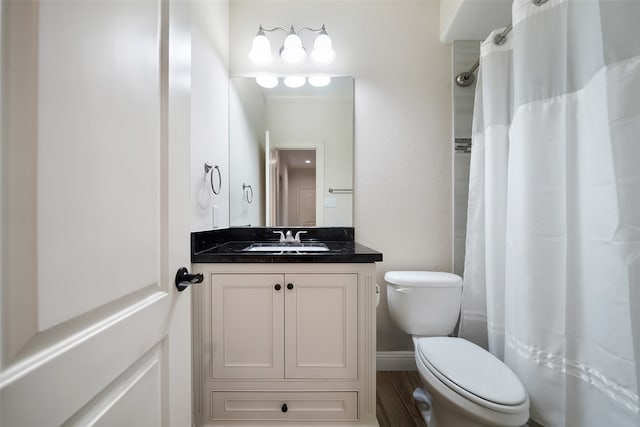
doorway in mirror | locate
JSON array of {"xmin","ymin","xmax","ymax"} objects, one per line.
[{"xmin": 272, "ymin": 149, "xmax": 317, "ymax": 226}]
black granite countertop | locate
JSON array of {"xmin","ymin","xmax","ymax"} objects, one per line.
[{"xmin": 191, "ymin": 227, "xmax": 383, "ymax": 264}]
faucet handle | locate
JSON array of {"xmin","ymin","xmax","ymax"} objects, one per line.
[
  {"xmin": 272, "ymin": 230, "xmax": 285, "ymax": 242},
  {"xmin": 294, "ymin": 230, "xmax": 307, "ymax": 242}
]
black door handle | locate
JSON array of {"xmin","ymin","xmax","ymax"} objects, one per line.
[
  {"xmin": 287, "ymin": 283, "xmax": 294, "ymax": 290},
  {"xmin": 275, "ymin": 284, "xmax": 281, "ymax": 291},
  {"xmin": 175, "ymin": 267, "xmax": 204, "ymax": 292},
  {"xmin": 281, "ymin": 403, "xmax": 288, "ymax": 413}
]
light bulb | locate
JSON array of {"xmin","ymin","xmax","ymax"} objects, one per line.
[
  {"xmin": 280, "ymin": 30, "xmax": 306, "ymax": 64},
  {"xmin": 256, "ymin": 75, "xmax": 278, "ymax": 88},
  {"xmin": 311, "ymin": 32, "xmax": 335, "ymax": 65},
  {"xmin": 248, "ymin": 32, "xmax": 272, "ymax": 65},
  {"xmin": 284, "ymin": 75, "xmax": 306, "ymax": 88},
  {"xmin": 308, "ymin": 75, "xmax": 331, "ymax": 87}
]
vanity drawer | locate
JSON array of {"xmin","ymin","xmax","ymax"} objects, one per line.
[{"xmin": 211, "ymin": 391, "xmax": 358, "ymax": 421}]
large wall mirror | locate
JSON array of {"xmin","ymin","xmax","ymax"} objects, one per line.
[{"xmin": 229, "ymin": 76, "xmax": 354, "ymax": 227}]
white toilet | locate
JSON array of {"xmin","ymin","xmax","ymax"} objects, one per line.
[{"xmin": 384, "ymin": 271, "xmax": 529, "ymax": 427}]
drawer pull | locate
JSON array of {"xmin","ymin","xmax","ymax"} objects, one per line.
[
  {"xmin": 287, "ymin": 283, "xmax": 294, "ymax": 290},
  {"xmin": 281, "ymin": 403, "xmax": 288, "ymax": 413},
  {"xmin": 275, "ymin": 284, "xmax": 281, "ymax": 291}
]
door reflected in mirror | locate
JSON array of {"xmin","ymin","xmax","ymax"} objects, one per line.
[
  {"xmin": 272, "ymin": 149, "xmax": 316, "ymax": 226},
  {"xmin": 229, "ymin": 76, "xmax": 353, "ymax": 227}
]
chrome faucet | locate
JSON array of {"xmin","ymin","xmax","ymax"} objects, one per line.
[{"xmin": 272, "ymin": 230, "xmax": 307, "ymax": 243}]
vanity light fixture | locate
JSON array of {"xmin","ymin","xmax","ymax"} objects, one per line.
[
  {"xmin": 310, "ymin": 27, "xmax": 335, "ymax": 65},
  {"xmin": 248, "ymin": 24, "xmax": 336, "ymax": 66},
  {"xmin": 255, "ymin": 74, "xmax": 333, "ymax": 89},
  {"xmin": 248, "ymin": 28, "xmax": 273, "ymax": 65},
  {"xmin": 283, "ymin": 75, "xmax": 306, "ymax": 88},
  {"xmin": 256, "ymin": 75, "xmax": 279, "ymax": 88},
  {"xmin": 281, "ymin": 28, "xmax": 306, "ymax": 64},
  {"xmin": 308, "ymin": 75, "xmax": 331, "ymax": 87}
]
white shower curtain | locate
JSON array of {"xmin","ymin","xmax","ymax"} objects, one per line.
[{"xmin": 460, "ymin": 0, "xmax": 640, "ymax": 425}]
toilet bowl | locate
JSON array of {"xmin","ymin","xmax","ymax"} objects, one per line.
[
  {"xmin": 414, "ymin": 336, "xmax": 529, "ymax": 427},
  {"xmin": 384, "ymin": 271, "xmax": 529, "ymax": 427}
]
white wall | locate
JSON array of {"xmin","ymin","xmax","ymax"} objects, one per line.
[
  {"xmin": 229, "ymin": 78, "xmax": 265, "ymax": 226},
  {"xmin": 231, "ymin": 1, "xmax": 452, "ymax": 351},
  {"xmin": 190, "ymin": 1, "xmax": 229, "ymax": 231}
]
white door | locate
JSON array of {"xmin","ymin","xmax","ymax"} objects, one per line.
[
  {"xmin": 1, "ymin": 1, "xmax": 192, "ymax": 426},
  {"xmin": 297, "ymin": 188, "xmax": 316, "ymax": 226},
  {"xmin": 265, "ymin": 131, "xmax": 276, "ymax": 226}
]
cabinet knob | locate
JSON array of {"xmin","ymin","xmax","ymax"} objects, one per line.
[
  {"xmin": 287, "ymin": 283, "xmax": 294, "ymax": 290},
  {"xmin": 281, "ymin": 403, "xmax": 288, "ymax": 413},
  {"xmin": 274, "ymin": 284, "xmax": 281, "ymax": 291}
]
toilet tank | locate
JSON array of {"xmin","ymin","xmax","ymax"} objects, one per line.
[{"xmin": 384, "ymin": 271, "xmax": 462, "ymax": 336}]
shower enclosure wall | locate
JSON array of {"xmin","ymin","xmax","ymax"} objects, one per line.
[{"xmin": 453, "ymin": 40, "xmax": 481, "ymax": 276}]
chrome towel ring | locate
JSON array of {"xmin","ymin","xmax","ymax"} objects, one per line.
[
  {"xmin": 204, "ymin": 162, "xmax": 221, "ymax": 195},
  {"xmin": 242, "ymin": 183, "xmax": 253, "ymax": 204}
]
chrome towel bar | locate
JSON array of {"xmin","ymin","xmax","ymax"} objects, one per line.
[{"xmin": 329, "ymin": 188, "xmax": 352, "ymax": 194}]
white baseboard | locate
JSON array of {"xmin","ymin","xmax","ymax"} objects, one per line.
[{"xmin": 376, "ymin": 351, "xmax": 416, "ymax": 371}]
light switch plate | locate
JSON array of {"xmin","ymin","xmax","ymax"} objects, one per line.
[{"xmin": 324, "ymin": 197, "xmax": 337, "ymax": 208}]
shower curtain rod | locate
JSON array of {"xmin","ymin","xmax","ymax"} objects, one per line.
[
  {"xmin": 455, "ymin": 24, "xmax": 512, "ymax": 87},
  {"xmin": 454, "ymin": 0, "xmax": 549, "ymax": 87},
  {"xmin": 493, "ymin": 23, "xmax": 513, "ymax": 46}
]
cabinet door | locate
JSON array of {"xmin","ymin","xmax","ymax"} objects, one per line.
[
  {"xmin": 211, "ymin": 274, "xmax": 284, "ymax": 379},
  {"xmin": 284, "ymin": 274, "xmax": 358, "ymax": 379}
]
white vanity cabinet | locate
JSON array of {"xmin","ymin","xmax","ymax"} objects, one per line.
[
  {"xmin": 211, "ymin": 273, "xmax": 358, "ymax": 380},
  {"xmin": 192, "ymin": 263, "xmax": 378, "ymax": 426}
]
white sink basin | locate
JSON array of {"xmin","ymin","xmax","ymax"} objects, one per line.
[{"xmin": 243, "ymin": 243, "xmax": 330, "ymax": 252}]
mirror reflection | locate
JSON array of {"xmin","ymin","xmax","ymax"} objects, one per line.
[{"xmin": 229, "ymin": 76, "xmax": 354, "ymax": 227}]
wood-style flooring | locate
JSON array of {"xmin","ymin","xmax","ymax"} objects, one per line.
[{"xmin": 376, "ymin": 371, "xmax": 427, "ymax": 427}]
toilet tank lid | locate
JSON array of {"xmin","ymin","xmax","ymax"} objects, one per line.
[{"xmin": 384, "ymin": 271, "xmax": 462, "ymax": 288}]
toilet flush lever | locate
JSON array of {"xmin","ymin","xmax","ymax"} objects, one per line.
[{"xmin": 175, "ymin": 267, "xmax": 204, "ymax": 292}]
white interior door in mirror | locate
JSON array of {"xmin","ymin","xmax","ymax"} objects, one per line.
[
  {"xmin": 1, "ymin": 1, "xmax": 192, "ymax": 425},
  {"xmin": 297, "ymin": 188, "xmax": 317, "ymax": 226}
]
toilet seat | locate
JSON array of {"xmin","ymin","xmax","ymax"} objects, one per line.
[{"xmin": 416, "ymin": 337, "xmax": 527, "ymax": 414}]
